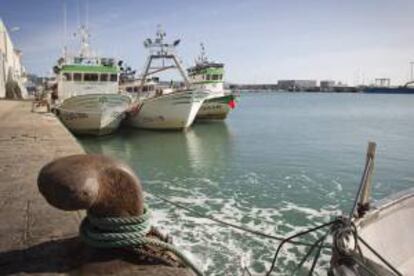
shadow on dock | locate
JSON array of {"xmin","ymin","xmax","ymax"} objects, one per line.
[{"xmin": 0, "ymin": 236, "xmax": 183, "ymax": 275}]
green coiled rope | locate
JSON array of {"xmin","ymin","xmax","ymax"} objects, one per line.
[{"xmin": 79, "ymin": 205, "xmax": 203, "ymax": 276}]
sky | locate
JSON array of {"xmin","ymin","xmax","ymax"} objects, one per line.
[{"xmin": 1, "ymin": 0, "xmax": 414, "ymax": 85}]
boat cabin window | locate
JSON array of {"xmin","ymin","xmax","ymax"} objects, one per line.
[
  {"xmin": 63, "ymin": 73, "xmax": 72, "ymax": 81},
  {"xmin": 84, "ymin": 73, "xmax": 99, "ymax": 82},
  {"xmin": 133, "ymin": 87, "xmax": 139, "ymax": 92},
  {"xmin": 126, "ymin": 87, "xmax": 133, "ymax": 93},
  {"xmin": 212, "ymin": 74, "xmax": 219, "ymax": 80},
  {"xmin": 206, "ymin": 75, "xmax": 211, "ymax": 81},
  {"xmin": 100, "ymin": 74, "xmax": 108, "ymax": 81},
  {"xmin": 219, "ymin": 74, "xmax": 223, "ymax": 80},
  {"xmin": 110, "ymin": 74, "xmax": 118, "ymax": 82},
  {"xmin": 74, "ymin": 73, "xmax": 82, "ymax": 81}
]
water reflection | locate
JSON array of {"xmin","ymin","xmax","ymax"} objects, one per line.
[
  {"xmin": 79, "ymin": 122, "xmax": 234, "ymax": 179},
  {"xmin": 185, "ymin": 122, "xmax": 234, "ymax": 172}
]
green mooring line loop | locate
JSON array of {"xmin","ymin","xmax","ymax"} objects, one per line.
[{"xmin": 79, "ymin": 205, "xmax": 203, "ymax": 276}]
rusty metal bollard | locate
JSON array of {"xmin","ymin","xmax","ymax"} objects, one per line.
[
  {"xmin": 37, "ymin": 154, "xmax": 199, "ymax": 275},
  {"xmin": 38, "ymin": 154, "xmax": 144, "ymax": 217}
]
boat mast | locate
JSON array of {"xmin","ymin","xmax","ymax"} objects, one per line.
[
  {"xmin": 140, "ymin": 25, "xmax": 190, "ymax": 92},
  {"xmin": 62, "ymin": 1, "xmax": 68, "ymax": 60},
  {"xmin": 78, "ymin": 25, "xmax": 92, "ymax": 58},
  {"xmin": 197, "ymin": 43, "xmax": 208, "ymax": 65}
]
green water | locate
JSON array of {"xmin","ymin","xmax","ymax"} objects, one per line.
[{"xmin": 79, "ymin": 92, "xmax": 414, "ymax": 275}]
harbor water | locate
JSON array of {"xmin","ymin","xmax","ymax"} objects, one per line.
[{"xmin": 79, "ymin": 92, "xmax": 414, "ymax": 275}]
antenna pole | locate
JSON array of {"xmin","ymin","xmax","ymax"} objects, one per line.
[
  {"xmin": 77, "ymin": 0, "xmax": 81, "ymax": 27},
  {"xmin": 86, "ymin": 0, "xmax": 89, "ymax": 29},
  {"xmin": 410, "ymin": 61, "xmax": 414, "ymax": 82},
  {"xmin": 63, "ymin": 1, "xmax": 68, "ymax": 58}
]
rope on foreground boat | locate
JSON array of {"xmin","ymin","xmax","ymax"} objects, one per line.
[
  {"xmin": 330, "ymin": 217, "xmax": 403, "ymax": 276},
  {"xmin": 265, "ymin": 219, "xmax": 338, "ymax": 275},
  {"xmin": 79, "ymin": 205, "xmax": 204, "ymax": 276}
]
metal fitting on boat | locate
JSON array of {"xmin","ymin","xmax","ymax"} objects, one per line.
[{"xmin": 332, "ymin": 217, "xmax": 357, "ymax": 257}]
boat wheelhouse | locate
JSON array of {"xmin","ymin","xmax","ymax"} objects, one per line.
[{"xmin": 57, "ymin": 58, "xmax": 119, "ymax": 100}]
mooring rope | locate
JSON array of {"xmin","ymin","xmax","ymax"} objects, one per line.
[
  {"xmin": 149, "ymin": 192, "xmax": 331, "ymax": 248},
  {"xmin": 79, "ymin": 205, "xmax": 203, "ymax": 276},
  {"xmin": 266, "ymin": 219, "xmax": 338, "ymax": 275},
  {"xmin": 146, "ymin": 193, "xmax": 401, "ymax": 275}
]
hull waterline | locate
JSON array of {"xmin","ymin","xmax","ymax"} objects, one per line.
[
  {"xmin": 363, "ymin": 87, "xmax": 414, "ymax": 94},
  {"xmin": 127, "ymin": 90, "xmax": 208, "ymax": 130},
  {"xmin": 196, "ymin": 94, "xmax": 235, "ymax": 121},
  {"xmin": 57, "ymin": 94, "xmax": 131, "ymax": 136}
]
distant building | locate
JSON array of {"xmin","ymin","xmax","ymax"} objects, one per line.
[
  {"xmin": 0, "ymin": 18, "xmax": 27, "ymax": 98},
  {"xmin": 320, "ymin": 80, "xmax": 335, "ymax": 92},
  {"xmin": 277, "ymin": 80, "xmax": 318, "ymax": 91},
  {"xmin": 229, "ymin": 83, "xmax": 278, "ymax": 91}
]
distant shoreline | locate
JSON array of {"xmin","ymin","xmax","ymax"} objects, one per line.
[{"xmin": 229, "ymin": 84, "xmax": 361, "ymax": 93}]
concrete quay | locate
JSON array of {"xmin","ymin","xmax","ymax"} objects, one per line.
[{"xmin": 0, "ymin": 100, "xmax": 193, "ymax": 275}]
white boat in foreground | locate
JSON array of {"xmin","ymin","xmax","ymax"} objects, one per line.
[
  {"xmin": 330, "ymin": 189, "xmax": 414, "ymax": 276},
  {"xmin": 54, "ymin": 26, "xmax": 131, "ymax": 136},
  {"xmin": 330, "ymin": 142, "xmax": 413, "ymax": 276},
  {"xmin": 126, "ymin": 27, "xmax": 208, "ymax": 130}
]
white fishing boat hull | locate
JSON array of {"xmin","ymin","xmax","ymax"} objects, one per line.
[
  {"xmin": 196, "ymin": 92, "xmax": 236, "ymax": 120},
  {"xmin": 127, "ymin": 90, "xmax": 208, "ymax": 130},
  {"xmin": 57, "ymin": 94, "xmax": 131, "ymax": 136},
  {"xmin": 330, "ymin": 187, "xmax": 414, "ymax": 276},
  {"xmin": 356, "ymin": 188, "xmax": 414, "ymax": 275}
]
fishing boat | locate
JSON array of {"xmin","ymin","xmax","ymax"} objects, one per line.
[
  {"xmin": 363, "ymin": 75, "xmax": 414, "ymax": 94},
  {"xmin": 53, "ymin": 26, "xmax": 131, "ymax": 136},
  {"xmin": 187, "ymin": 43, "xmax": 236, "ymax": 120},
  {"xmin": 126, "ymin": 27, "xmax": 208, "ymax": 130},
  {"xmin": 329, "ymin": 142, "xmax": 413, "ymax": 276},
  {"xmin": 363, "ymin": 82, "xmax": 414, "ymax": 94}
]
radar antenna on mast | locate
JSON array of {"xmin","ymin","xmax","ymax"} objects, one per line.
[
  {"xmin": 139, "ymin": 26, "xmax": 190, "ymax": 93},
  {"xmin": 76, "ymin": 25, "xmax": 93, "ymax": 58},
  {"xmin": 197, "ymin": 43, "xmax": 208, "ymax": 64}
]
